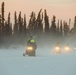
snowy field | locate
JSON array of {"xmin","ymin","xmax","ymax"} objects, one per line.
[{"xmin": 0, "ymin": 45, "xmax": 76, "ymax": 75}]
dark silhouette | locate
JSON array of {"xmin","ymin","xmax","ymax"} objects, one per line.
[
  {"xmin": 56, "ymin": 19, "xmax": 60, "ymax": 35},
  {"xmin": 18, "ymin": 11, "xmax": 23, "ymax": 36},
  {"xmin": 1, "ymin": 2, "xmax": 5, "ymax": 35},
  {"xmin": 0, "ymin": 2, "xmax": 76, "ymax": 47},
  {"xmin": 13, "ymin": 11, "xmax": 18, "ymax": 36},
  {"xmin": 44, "ymin": 9, "xmax": 49, "ymax": 34},
  {"xmin": 36, "ymin": 9, "xmax": 43, "ymax": 36},
  {"xmin": 0, "ymin": 15, "xmax": 2, "ymax": 35},
  {"xmin": 63, "ymin": 21, "xmax": 70, "ymax": 37},
  {"xmin": 50, "ymin": 15, "xmax": 56, "ymax": 36},
  {"xmin": 60, "ymin": 20, "xmax": 63, "ymax": 37},
  {"xmin": 28, "ymin": 11, "xmax": 36, "ymax": 36},
  {"xmin": 23, "ymin": 14, "xmax": 27, "ymax": 35}
]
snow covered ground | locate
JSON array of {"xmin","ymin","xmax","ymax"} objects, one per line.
[{"xmin": 0, "ymin": 45, "xmax": 76, "ymax": 75}]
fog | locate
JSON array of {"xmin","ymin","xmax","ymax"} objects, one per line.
[{"xmin": 0, "ymin": 40, "xmax": 76, "ymax": 75}]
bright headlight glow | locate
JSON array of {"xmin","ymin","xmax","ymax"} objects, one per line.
[
  {"xmin": 54, "ymin": 46, "xmax": 61, "ymax": 54},
  {"xmin": 55, "ymin": 46, "xmax": 60, "ymax": 50},
  {"xmin": 27, "ymin": 47, "xmax": 33, "ymax": 50},
  {"xmin": 64, "ymin": 46, "xmax": 70, "ymax": 53},
  {"xmin": 65, "ymin": 47, "xmax": 70, "ymax": 50}
]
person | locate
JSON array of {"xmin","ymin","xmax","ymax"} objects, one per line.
[{"xmin": 27, "ymin": 36, "xmax": 37, "ymax": 49}]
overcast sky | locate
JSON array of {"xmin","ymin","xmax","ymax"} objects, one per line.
[{"xmin": 0, "ymin": 0, "xmax": 76, "ymax": 26}]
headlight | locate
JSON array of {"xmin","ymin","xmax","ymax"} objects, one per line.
[
  {"xmin": 55, "ymin": 46, "xmax": 60, "ymax": 50},
  {"xmin": 64, "ymin": 46, "xmax": 70, "ymax": 53},
  {"xmin": 65, "ymin": 46, "xmax": 70, "ymax": 50},
  {"xmin": 54, "ymin": 46, "xmax": 61, "ymax": 54},
  {"xmin": 27, "ymin": 46, "xmax": 33, "ymax": 51}
]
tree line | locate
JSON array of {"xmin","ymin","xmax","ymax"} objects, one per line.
[{"xmin": 0, "ymin": 2, "xmax": 76, "ymax": 46}]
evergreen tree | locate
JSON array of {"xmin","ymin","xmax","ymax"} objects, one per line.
[
  {"xmin": 28, "ymin": 11, "xmax": 36, "ymax": 35},
  {"xmin": 18, "ymin": 11, "xmax": 23, "ymax": 35},
  {"xmin": 56, "ymin": 19, "xmax": 60, "ymax": 35},
  {"xmin": 44, "ymin": 9, "xmax": 49, "ymax": 33},
  {"xmin": 63, "ymin": 21, "xmax": 70, "ymax": 37},
  {"xmin": 4, "ymin": 21, "xmax": 8, "ymax": 35},
  {"xmin": 69, "ymin": 18, "xmax": 71, "ymax": 30},
  {"xmin": 23, "ymin": 14, "xmax": 27, "ymax": 35},
  {"xmin": 36, "ymin": 9, "xmax": 43, "ymax": 35},
  {"xmin": 50, "ymin": 15, "xmax": 56, "ymax": 36},
  {"xmin": 60, "ymin": 20, "xmax": 63, "ymax": 36},
  {"xmin": 21, "ymin": 17, "xmax": 24, "ymax": 35},
  {"xmin": 70, "ymin": 16, "xmax": 76, "ymax": 41},
  {"xmin": 0, "ymin": 14, "xmax": 2, "ymax": 35},
  {"xmin": 74, "ymin": 16, "xmax": 76, "ymax": 28},
  {"xmin": 8, "ymin": 12, "xmax": 12, "ymax": 36},
  {"xmin": 14, "ymin": 11, "xmax": 18, "ymax": 36},
  {"xmin": 70, "ymin": 16, "xmax": 76, "ymax": 35},
  {"xmin": 8, "ymin": 12, "xmax": 10, "ymax": 25},
  {"xmin": 1, "ymin": 2, "xmax": 5, "ymax": 35},
  {"xmin": 5, "ymin": 12, "xmax": 12, "ymax": 36}
]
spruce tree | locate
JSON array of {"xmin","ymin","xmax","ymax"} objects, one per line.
[
  {"xmin": 14, "ymin": 11, "xmax": 18, "ymax": 36},
  {"xmin": 70, "ymin": 16, "xmax": 76, "ymax": 35},
  {"xmin": 74, "ymin": 16, "xmax": 76, "ymax": 29},
  {"xmin": 50, "ymin": 15, "xmax": 56, "ymax": 36},
  {"xmin": 1, "ymin": 2, "xmax": 5, "ymax": 35},
  {"xmin": 56, "ymin": 19, "xmax": 60, "ymax": 35},
  {"xmin": 63, "ymin": 21, "xmax": 69, "ymax": 37},
  {"xmin": 18, "ymin": 11, "xmax": 23, "ymax": 36},
  {"xmin": 36, "ymin": 9, "xmax": 43, "ymax": 36},
  {"xmin": 44, "ymin": 9, "xmax": 49, "ymax": 34},
  {"xmin": 0, "ymin": 15, "xmax": 2, "ymax": 35},
  {"xmin": 60, "ymin": 20, "xmax": 63, "ymax": 36},
  {"xmin": 28, "ymin": 11, "xmax": 36, "ymax": 35},
  {"xmin": 5, "ymin": 12, "xmax": 12, "ymax": 36},
  {"xmin": 23, "ymin": 14, "xmax": 27, "ymax": 35}
]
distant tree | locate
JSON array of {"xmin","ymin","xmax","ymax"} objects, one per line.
[
  {"xmin": 0, "ymin": 14, "xmax": 2, "ymax": 35},
  {"xmin": 18, "ymin": 11, "xmax": 23, "ymax": 35},
  {"xmin": 8, "ymin": 12, "xmax": 12, "ymax": 36},
  {"xmin": 13, "ymin": 11, "xmax": 18, "ymax": 36},
  {"xmin": 60, "ymin": 20, "xmax": 63, "ymax": 36},
  {"xmin": 5, "ymin": 12, "xmax": 12, "ymax": 36},
  {"xmin": 73, "ymin": 16, "xmax": 76, "ymax": 31},
  {"xmin": 44, "ymin": 9, "xmax": 49, "ymax": 33},
  {"xmin": 8, "ymin": 12, "xmax": 11, "ymax": 25},
  {"xmin": 1, "ymin": 2, "xmax": 5, "ymax": 35},
  {"xmin": 70, "ymin": 16, "xmax": 76, "ymax": 41},
  {"xmin": 21, "ymin": 18, "xmax": 24, "ymax": 36},
  {"xmin": 4, "ymin": 21, "xmax": 8, "ymax": 35},
  {"xmin": 14, "ymin": 11, "xmax": 17, "ymax": 25},
  {"xmin": 56, "ymin": 19, "xmax": 60, "ymax": 35},
  {"xmin": 28, "ymin": 11, "xmax": 36, "ymax": 35},
  {"xmin": 0, "ymin": 15, "xmax": 1, "ymax": 24},
  {"xmin": 63, "ymin": 21, "xmax": 70, "ymax": 37},
  {"xmin": 69, "ymin": 18, "xmax": 71, "ymax": 30},
  {"xmin": 50, "ymin": 15, "xmax": 56, "ymax": 36},
  {"xmin": 36, "ymin": 9, "xmax": 43, "ymax": 35},
  {"xmin": 23, "ymin": 14, "xmax": 27, "ymax": 35},
  {"xmin": 70, "ymin": 16, "xmax": 76, "ymax": 35}
]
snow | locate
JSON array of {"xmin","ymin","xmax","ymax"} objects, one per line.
[{"xmin": 0, "ymin": 45, "xmax": 76, "ymax": 75}]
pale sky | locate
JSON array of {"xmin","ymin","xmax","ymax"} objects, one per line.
[{"xmin": 0, "ymin": 0, "xmax": 76, "ymax": 27}]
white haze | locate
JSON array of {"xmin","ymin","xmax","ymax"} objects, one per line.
[{"xmin": 0, "ymin": 44, "xmax": 76, "ymax": 75}]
